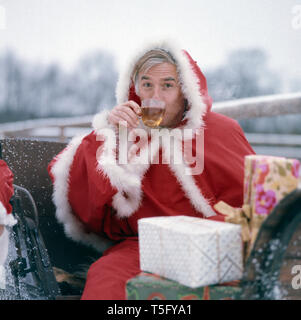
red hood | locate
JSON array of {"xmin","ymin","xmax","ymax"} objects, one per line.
[
  {"xmin": 182, "ymin": 50, "xmax": 213, "ymax": 114},
  {"xmin": 115, "ymin": 40, "xmax": 212, "ymax": 131}
]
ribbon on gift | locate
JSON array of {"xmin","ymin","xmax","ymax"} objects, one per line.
[
  {"xmin": 213, "ymin": 201, "xmax": 267, "ymax": 261},
  {"xmin": 213, "ymin": 201, "xmax": 251, "ymax": 243},
  {"xmin": 214, "ymin": 201, "xmax": 251, "ymax": 265}
]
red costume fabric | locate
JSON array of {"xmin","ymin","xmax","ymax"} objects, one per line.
[
  {"xmin": 48, "ymin": 41, "xmax": 255, "ymax": 300},
  {"xmin": 0, "ymin": 160, "xmax": 16, "ymax": 226}
]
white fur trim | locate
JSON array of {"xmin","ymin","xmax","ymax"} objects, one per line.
[
  {"xmin": 50, "ymin": 134, "xmax": 115, "ymax": 252},
  {"xmin": 92, "ymin": 109, "xmax": 116, "ymax": 133},
  {"xmin": 0, "ymin": 227, "xmax": 9, "ymax": 266},
  {"xmin": 0, "ymin": 201, "xmax": 17, "ymax": 226},
  {"xmin": 93, "ymin": 111, "xmax": 159, "ymax": 218},
  {"xmin": 115, "ymin": 39, "xmax": 207, "ymax": 133},
  {"xmin": 161, "ymin": 132, "xmax": 216, "ymax": 218}
]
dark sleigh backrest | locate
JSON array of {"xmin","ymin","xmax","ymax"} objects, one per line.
[{"xmin": 0, "ymin": 138, "xmax": 100, "ymax": 274}]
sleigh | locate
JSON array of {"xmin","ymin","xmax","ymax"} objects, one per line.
[{"xmin": 0, "ymin": 137, "xmax": 301, "ymax": 300}]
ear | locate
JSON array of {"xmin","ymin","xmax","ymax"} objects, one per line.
[{"xmin": 181, "ymin": 99, "xmax": 189, "ymax": 120}]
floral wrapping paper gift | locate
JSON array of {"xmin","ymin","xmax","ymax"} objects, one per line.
[
  {"xmin": 244, "ymin": 155, "xmax": 300, "ymax": 254},
  {"xmin": 243, "ymin": 155, "xmax": 300, "ymax": 216},
  {"xmin": 214, "ymin": 154, "xmax": 301, "ymax": 259}
]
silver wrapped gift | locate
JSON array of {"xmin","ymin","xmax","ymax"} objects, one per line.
[{"xmin": 138, "ymin": 215, "xmax": 243, "ymax": 288}]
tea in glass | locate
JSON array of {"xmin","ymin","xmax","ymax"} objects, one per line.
[{"xmin": 141, "ymin": 99, "xmax": 166, "ymax": 128}]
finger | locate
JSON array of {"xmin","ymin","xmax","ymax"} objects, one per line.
[
  {"xmin": 116, "ymin": 105, "xmax": 140, "ymax": 124},
  {"xmin": 111, "ymin": 114, "xmax": 133, "ymax": 130},
  {"xmin": 109, "ymin": 114, "xmax": 125, "ymax": 127},
  {"xmin": 124, "ymin": 101, "xmax": 142, "ymax": 116},
  {"xmin": 115, "ymin": 110, "xmax": 137, "ymax": 128}
]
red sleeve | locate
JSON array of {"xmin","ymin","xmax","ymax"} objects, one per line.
[
  {"xmin": 48, "ymin": 133, "xmax": 118, "ymax": 243},
  {"xmin": 68, "ymin": 133, "xmax": 118, "ymax": 234},
  {"xmin": 0, "ymin": 160, "xmax": 17, "ymax": 226}
]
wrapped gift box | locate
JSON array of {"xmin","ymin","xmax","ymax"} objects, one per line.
[
  {"xmin": 126, "ymin": 271, "xmax": 241, "ymax": 300},
  {"xmin": 138, "ymin": 216, "xmax": 243, "ymax": 288},
  {"xmin": 244, "ymin": 155, "xmax": 300, "ymax": 217},
  {"xmin": 244, "ymin": 155, "xmax": 300, "ymax": 250}
]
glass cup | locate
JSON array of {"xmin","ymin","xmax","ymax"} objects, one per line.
[{"xmin": 141, "ymin": 99, "xmax": 166, "ymax": 128}]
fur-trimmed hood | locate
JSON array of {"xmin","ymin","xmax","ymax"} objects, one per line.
[{"xmin": 114, "ymin": 40, "xmax": 213, "ymax": 132}]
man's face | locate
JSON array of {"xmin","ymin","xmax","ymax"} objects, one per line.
[{"xmin": 137, "ymin": 62, "xmax": 185, "ymax": 127}]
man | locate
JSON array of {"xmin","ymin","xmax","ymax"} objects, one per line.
[
  {"xmin": 48, "ymin": 40, "xmax": 255, "ymax": 299},
  {"xmin": 0, "ymin": 159, "xmax": 17, "ymax": 268}
]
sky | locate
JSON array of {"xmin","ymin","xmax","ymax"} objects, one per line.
[{"xmin": 0, "ymin": 0, "xmax": 301, "ymax": 86}]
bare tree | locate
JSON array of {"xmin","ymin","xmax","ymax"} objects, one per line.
[
  {"xmin": 0, "ymin": 49, "xmax": 118, "ymax": 121},
  {"xmin": 206, "ymin": 48, "xmax": 280, "ymax": 102},
  {"xmin": 71, "ymin": 50, "xmax": 117, "ymax": 114}
]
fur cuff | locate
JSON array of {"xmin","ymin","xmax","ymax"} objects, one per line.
[
  {"xmin": 92, "ymin": 109, "xmax": 116, "ymax": 132},
  {"xmin": 0, "ymin": 201, "xmax": 17, "ymax": 226}
]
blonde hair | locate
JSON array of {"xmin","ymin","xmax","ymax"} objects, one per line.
[{"xmin": 131, "ymin": 49, "xmax": 176, "ymax": 94}]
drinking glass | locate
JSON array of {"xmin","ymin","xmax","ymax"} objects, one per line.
[{"xmin": 141, "ymin": 99, "xmax": 166, "ymax": 128}]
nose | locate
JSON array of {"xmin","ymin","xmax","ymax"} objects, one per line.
[{"xmin": 151, "ymin": 85, "xmax": 161, "ymax": 100}]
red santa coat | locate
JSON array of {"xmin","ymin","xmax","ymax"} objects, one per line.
[
  {"xmin": 0, "ymin": 160, "xmax": 17, "ymax": 265},
  {"xmin": 48, "ymin": 40, "xmax": 255, "ymax": 299}
]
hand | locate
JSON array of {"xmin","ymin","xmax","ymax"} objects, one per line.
[
  {"xmin": 0, "ymin": 225, "xmax": 4, "ymax": 237},
  {"xmin": 108, "ymin": 101, "xmax": 142, "ymax": 130}
]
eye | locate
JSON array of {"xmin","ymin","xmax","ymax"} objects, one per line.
[
  {"xmin": 164, "ymin": 83, "xmax": 173, "ymax": 88},
  {"xmin": 142, "ymin": 82, "xmax": 152, "ymax": 88}
]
